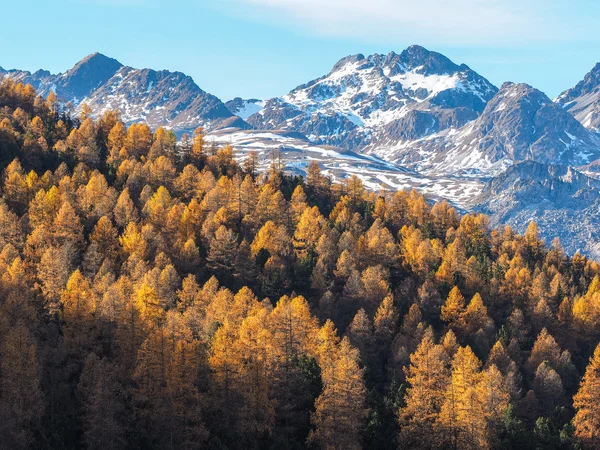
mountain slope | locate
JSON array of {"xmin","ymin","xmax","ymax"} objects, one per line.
[
  {"xmin": 247, "ymin": 45, "xmax": 497, "ymax": 149},
  {"xmin": 473, "ymin": 161, "xmax": 600, "ymax": 257},
  {"xmin": 556, "ymin": 62, "xmax": 600, "ymax": 132},
  {"xmin": 53, "ymin": 52, "xmax": 123, "ymax": 101},
  {"xmin": 206, "ymin": 128, "xmax": 484, "ymax": 207},
  {"xmin": 372, "ymin": 82, "xmax": 600, "ymax": 176}
]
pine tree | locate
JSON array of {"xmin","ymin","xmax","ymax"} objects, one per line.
[
  {"xmin": 477, "ymin": 365, "xmax": 509, "ymax": 448},
  {"xmin": 207, "ymin": 225, "xmax": 238, "ymax": 274},
  {"xmin": 374, "ymin": 294, "xmax": 399, "ymax": 344},
  {"xmin": 190, "ymin": 127, "xmax": 205, "ymax": 164},
  {"xmin": 438, "ymin": 346, "xmax": 484, "ymax": 449},
  {"xmin": 113, "ymin": 190, "xmax": 138, "ymax": 231},
  {"xmin": 60, "ymin": 270, "xmax": 97, "ymax": 354},
  {"xmin": 293, "ymin": 206, "xmax": 326, "ymax": 258},
  {"xmin": 235, "ymin": 309, "xmax": 275, "ymax": 437},
  {"xmin": 442, "ymin": 330, "xmax": 459, "ymax": 359},
  {"xmin": 463, "ymin": 293, "xmax": 489, "ymax": 334},
  {"xmin": 208, "ymin": 321, "xmax": 242, "ymax": 436},
  {"xmin": 360, "ymin": 265, "xmax": 390, "ymax": 315},
  {"xmin": 533, "ymin": 362, "xmax": 565, "ymax": 416},
  {"xmin": 527, "ymin": 328, "xmax": 562, "ymax": 374},
  {"xmin": 347, "ymin": 308, "xmax": 374, "ymax": 366},
  {"xmin": 441, "ymin": 286, "xmax": 466, "ymax": 329},
  {"xmin": 124, "ymin": 122, "xmax": 153, "ymax": 159},
  {"xmin": 76, "ymin": 118, "xmax": 100, "ymax": 166},
  {"xmin": 251, "ymin": 220, "xmax": 291, "ymax": 259},
  {"xmin": 290, "ymin": 185, "xmax": 308, "ymax": 224},
  {"xmin": 135, "ymin": 283, "xmax": 165, "ymax": 325},
  {"xmin": 38, "ymin": 244, "xmax": 75, "ymax": 309},
  {"xmin": 53, "ymin": 201, "xmax": 84, "ymax": 248},
  {"xmin": 269, "ymin": 295, "xmax": 318, "ymax": 360},
  {"xmin": 134, "ymin": 323, "xmax": 207, "ymax": 449},
  {"xmin": 78, "ymin": 354, "xmax": 127, "ymax": 450}
]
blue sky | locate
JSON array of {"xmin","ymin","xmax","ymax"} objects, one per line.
[{"xmin": 2, "ymin": 0, "xmax": 600, "ymax": 101}]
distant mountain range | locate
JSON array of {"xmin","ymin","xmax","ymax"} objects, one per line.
[{"xmin": 5, "ymin": 46, "xmax": 600, "ymax": 257}]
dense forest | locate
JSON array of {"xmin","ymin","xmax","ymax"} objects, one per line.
[{"xmin": 1, "ymin": 78, "xmax": 600, "ymax": 450}]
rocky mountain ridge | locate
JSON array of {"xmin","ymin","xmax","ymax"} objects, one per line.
[{"xmin": 0, "ymin": 53, "xmax": 243, "ymax": 133}]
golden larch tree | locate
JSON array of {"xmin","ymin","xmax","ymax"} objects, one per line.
[{"xmin": 574, "ymin": 343, "xmax": 600, "ymax": 448}]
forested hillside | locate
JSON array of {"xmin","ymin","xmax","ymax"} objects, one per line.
[{"xmin": 2, "ymin": 78, "xmax": 600, "ymax": 450}]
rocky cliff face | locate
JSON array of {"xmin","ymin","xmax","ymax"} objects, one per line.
[
  {"xmin": 0, "ymin": 53, "xmax": 123, "ymax": 101},
  {"xmin": 473, "ymin": 161, "xmax": 600, "ymax": 258},
  {"xmin": 82, "ymin": 66, "xmax": 245, "ymax": 132}
]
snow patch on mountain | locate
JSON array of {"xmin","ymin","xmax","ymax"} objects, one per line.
[
  {"xmin": 1, "ymin": 53, "xmax": 245, "ymax": 134},
  {"xmin": 207, "ymin": 128, "xmax": 484, "ymax": 208},
  {"xmin": 225, "ymin": 98, "xmax": 265, "ymax": 120}
]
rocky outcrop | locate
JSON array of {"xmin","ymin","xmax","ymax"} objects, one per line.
[
  {"xmin": 556, "ymin": 62, "xmax": 600, "ymax": 132},
  {"xmin": 472, "ymin": 161, "xmax": 600, "ymax": 258}
]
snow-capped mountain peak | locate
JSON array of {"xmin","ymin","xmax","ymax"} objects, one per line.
[{"xmin": 245, "ymin": 45, "xmax": 497, "ymax": 150}]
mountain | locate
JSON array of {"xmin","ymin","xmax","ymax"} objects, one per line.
[
  {"xmin": 246, "ymin": 45, "xmax": 498, "ymax": 149},
  {"xmin": 82, "ymin": 66, "xmax": 245, "ymax": 132},
  {"xmin": 372, "ymin": 82, "xmax": 600, "ymax": 176},
  {"xmin": 225, "ymin": 98, "xmax": 265, "ymax": 120},
  {"xmin": 473, "ymin": 160, "xmax": 600, "ymax": 257},
  {"xmin": 0, "ymin": 53, "xmax": 245, "ymax": 133},
  {"xmin": 0, "ymin": 53, "xmax": 123, "ymax": 101},
  {"xmin": 0, "ymin": 68, "xmax": 57, "ymax": 97},
  {"xmin": 6, "ymin": 49, "xmax": 600, "ymax": 259},
  {"xmin": 556, "ymin": 62, "xmax": 600, "ymax": 133},
  {"xmin": 53, "ymin": 52, "xmax": 124, "ymax": 101}
]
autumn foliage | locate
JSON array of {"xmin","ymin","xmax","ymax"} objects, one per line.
[{"xmin": 1, "ymin": 79, "xmax": 600, "ymax": 449}]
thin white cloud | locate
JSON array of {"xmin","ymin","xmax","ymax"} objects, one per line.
[{"xmin": 221, "ymin": 0, "xmax": 581, "ymax": 45}]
